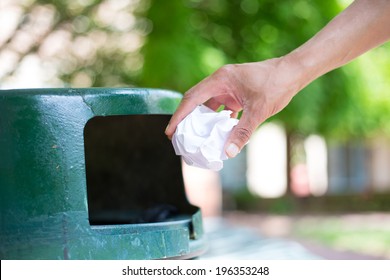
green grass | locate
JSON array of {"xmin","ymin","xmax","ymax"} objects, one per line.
[{"xmin": 293, "ymin": 217, "xmax": 390, "ymax": 258}]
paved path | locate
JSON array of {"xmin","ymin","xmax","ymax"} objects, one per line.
[
  {"xmin": 200, "ymin": 215, "xmax": 386, "ymax": 260},
  {"xmin": 200, "ymin": 218, "xmax": 319, "ymax": 260}
]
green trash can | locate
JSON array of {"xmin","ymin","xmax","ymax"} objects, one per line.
[{"xmin": 0, "ymin": 88, "xmax": 207, "ymax": 259}]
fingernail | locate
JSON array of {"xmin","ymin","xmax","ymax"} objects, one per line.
[
  {"xmin": 226, "ymin": 143, "xmax": 240, "ymax": 158},
  {"xmin": 165, "ymin": 124, "xmax": 170, "ymax": 134}
]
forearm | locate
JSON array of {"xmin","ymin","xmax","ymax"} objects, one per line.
[
  {"xmin": 166, "ymin": 0, "xmax": 390, "ymax": 154},
  {"xmin": 286, "ymin": 0, "xmax": 390, "ymax": 89}
]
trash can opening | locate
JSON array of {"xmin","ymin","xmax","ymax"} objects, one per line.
[{"xmin": 84, "ymin": 115, "xmax": 192, "ymax": 226}]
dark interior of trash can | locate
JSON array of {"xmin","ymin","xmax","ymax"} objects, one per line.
[{"xmin": 84, "ymin": 115, "xmax": 195, "ymax": 225}]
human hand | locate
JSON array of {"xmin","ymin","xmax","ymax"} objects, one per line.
[
  {"xmin": 165, "ymin": 56, "xmax": 306, "ymax": 158},
  {"xmin": 165, "ymin": 0, "xmax": 390, "ymax": 159}
]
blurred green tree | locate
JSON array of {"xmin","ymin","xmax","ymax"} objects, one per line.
[
  {"xmin": 138, "ymin": 0, "xmax": 390, "ymax": 192},
  {"xmin": 139, "ymin": 0, "xmax": 390, "ymax": 139},
  {"xmin": 2, "ymin": 0, "xmax": 389, "ymax": 139},
  {"xmin": 1, "ymin": 0, "xmax": 390, "ymax": 191}
]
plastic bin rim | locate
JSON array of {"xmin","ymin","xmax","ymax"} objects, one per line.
[{"xmin": 0, "ymin": 87, "xmax": 182, "ymax": 97}]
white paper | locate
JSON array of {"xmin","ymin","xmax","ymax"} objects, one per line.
[{"xmin": 172, "ymin": 105, "xmax": 238, "ymax": 171}]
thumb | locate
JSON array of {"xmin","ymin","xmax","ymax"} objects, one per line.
[{"xmin": 225, "ymin": 112, "xmax": 258, "ymax": 158}]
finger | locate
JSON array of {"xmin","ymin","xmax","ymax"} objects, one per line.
[
  {"xmin": 165, "ymin": 86, "xmax": 212, "ymax": 139},
  {"xmin": 231, "ymin": 111, "xmax": 239, "ymax": 118},
  {"xmin": 165, "ymin": 97, "xmax": 199, "ymax": 139},
  {"xmin": 204, "ymin": 99, "xmax": 223, "ymax": 111},
  {"xmin": 224, "ymin": 106, "xmax": 239, "ymax": 118},
  {"xmin": 225, "ymin": 111, "xmax": 260, "ymax": 158}
]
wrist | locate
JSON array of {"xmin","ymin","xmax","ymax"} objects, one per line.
[
  {"xmin": 281, "ymin": 47, "xmax": 326, "ymax": 92},
  {"xmin": 275, "ymin": 54, "xmax": 313, "ymax": 96}
]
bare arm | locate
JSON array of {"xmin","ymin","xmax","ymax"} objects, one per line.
[
  {"xmin": 290, "ymin": 0, "xmax": 390, "ymax": 84},
  {"xmin": 165, "ymin": 0, "xmax": 390, "ymax": 158}
]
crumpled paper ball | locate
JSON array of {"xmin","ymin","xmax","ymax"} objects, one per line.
[{"xmin": 172, "ymin": 105, "xmax": 238, "ymax": 171}]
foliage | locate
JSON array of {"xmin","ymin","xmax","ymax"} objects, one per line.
[
  {"xmin": 0, "ymin": 0, "xmax": 149, "ymax": 87},
  {"xmin": 1, "ymin": 0, "xmax": 390, "ymax": 139},
  {"xmin": 139, "ymin": 0, "xmax": 390, "ymax": 139}
]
